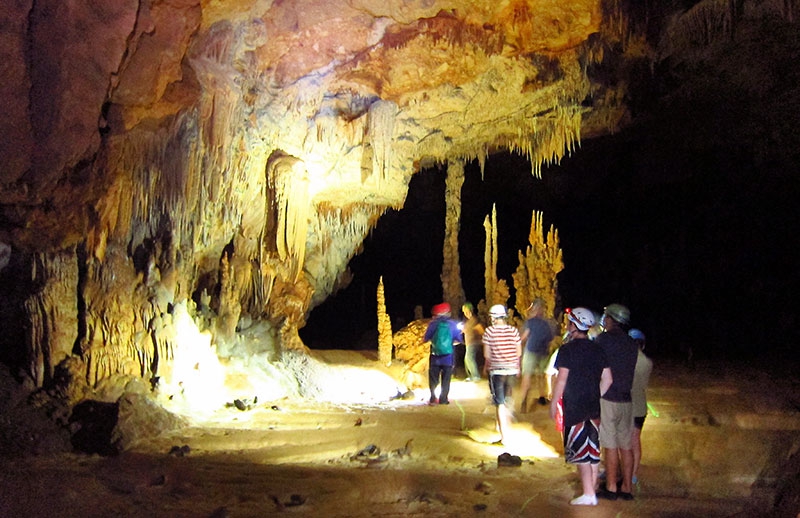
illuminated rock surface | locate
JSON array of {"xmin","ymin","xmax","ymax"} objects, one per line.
[{"xmin": 2, "ymin": 0, "xmax": 622, "ymax": 390}]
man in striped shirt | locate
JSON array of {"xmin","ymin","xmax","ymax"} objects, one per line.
[{"xmin": 482, "ymin": 304, "xmax": 522, "ymax": 444}]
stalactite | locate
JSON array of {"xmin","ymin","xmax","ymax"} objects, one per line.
[
  {"xmin": 442, "ymin": 161, "xmax": 465, "ymax": 312},
  {"xmin": 659, "ymin": 0, "xmax": 741, "ymax": 58},
  {"xmin": 268, "ymin": 153, "xmax": 310, "ymax": 282},
  {"xmin": 497, "ymin": 106, "xmax": 583, "ymax": 178},
  {"xmin": 377, "ymin": 276, "xmax": 393, "ymax": 366},
  {"xmin": 22, "ymin": 250, "xmax": 79, "ymax": 387},
  {"xmin": 368, "ymin": 100, "xmax": 398, "ymax": 185},
  {"xmin": 79, "ymin": 244, "xmax": 158, "ymax": 387}
]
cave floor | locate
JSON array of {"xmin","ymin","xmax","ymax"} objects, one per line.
[{"xmin": 1, "ymin": 353, "xmax": 798, "ymax": 517}]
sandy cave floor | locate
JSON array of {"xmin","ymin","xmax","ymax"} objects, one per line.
[{"xmin": 1, "ymin": 350, "xmax": 799, "ymax": 518}]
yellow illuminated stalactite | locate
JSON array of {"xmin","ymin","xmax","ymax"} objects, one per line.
[
  {"xmin": 270, "ymin": 155, "xmax": 311, "ymax": 282},
  {"xmin": 512, "ymin": 211, "xmax": 564, "ymax": 320},
  {"xmin": 78, "ymin": 245, "xmax": 151, "ymax": 388},
  {"xmin": 502, "ymin": 107, "xmax": 582, "ymax": 179},
  {"xmin": 369, "ymin": 100, "xmax": 398, "ymax": 186},
  {"xmin": 443, "ymin": 160, "xmax": 465, "ymax": 312},
  {"xmin": 377, "ymin": 276, "xmax": 393, "ymax": 366},
  {"xmin": 22, "ymin": 250, "xmax": 79, "ymax": 388}
]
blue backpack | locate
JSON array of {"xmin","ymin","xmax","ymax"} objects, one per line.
[{"xmin": 431, "ymin": 319, "xmax": 453, "ymax": 356}]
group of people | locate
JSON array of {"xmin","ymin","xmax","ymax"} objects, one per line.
[
  {"xmin": 550, "ymin": 303, "xmax": 653, "ymax": 505},
  {"xmin": 422, "ymin": 301, "xmax": 523, "ymax": 443},
  {"xmin": 423, "ymin": 300, "xmax": 653, "ymax": 507}
]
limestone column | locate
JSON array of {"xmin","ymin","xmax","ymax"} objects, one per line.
[{"xmin": 442, "ymin": 160, "xmax": 465, "ymax": 314}]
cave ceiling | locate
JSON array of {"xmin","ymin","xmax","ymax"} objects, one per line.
[{"xmin": 1, "ymin": 0, "xmax": 630, "ymax": 272}]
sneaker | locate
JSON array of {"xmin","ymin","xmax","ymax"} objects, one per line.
[
  {"xmin": 439, "ymin": 399, "xmax": 450, "ymax": 405},
  {"xmin": 570, "ymin": 494, "xmax": 598, "ymax": 506},
  {"xmin": 428, "ymin": 397, "xmax": 438, "ymax": 405}
]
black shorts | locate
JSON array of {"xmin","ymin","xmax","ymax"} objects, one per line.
[{"xmin": 634, "ymin": 415, "xmax": 646, "ymax": 429}]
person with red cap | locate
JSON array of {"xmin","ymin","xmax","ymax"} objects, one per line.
[{"xmin": 423, "ymin": 302, "xmax": 461, "ymax": 405}]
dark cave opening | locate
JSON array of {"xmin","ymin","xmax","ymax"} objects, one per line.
[{"xmin": 301, "ymin": 126, "xmax": 800, "ymax": 362}]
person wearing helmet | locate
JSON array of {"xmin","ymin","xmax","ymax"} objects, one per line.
[
  {"xmin": 422, "ymin": 302, "xmax": 461, "ymax": 405},
  {"xmin": 595, "ymin": 303, "xmax": 639, "ymax": 501},
  {"xmin": 550, "ymin": 307, "xmax": 613, "ymax": 506},
  {"xmin": 628, "ymin": 328, "xmax": 653, "ymax": 486},
  {"xmin": 481, "ymin": 304, "xmax": 522, "ymax": 444}
]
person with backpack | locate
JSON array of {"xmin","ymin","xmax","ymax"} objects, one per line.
[
  {"xmin": 423, "ymin": 302, "xmax": 461, "ymax": 405},
  {"xmin": 482, "ymin": 304, "xmax": 522, "ymax": 444}
]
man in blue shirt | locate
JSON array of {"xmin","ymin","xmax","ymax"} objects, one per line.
[{"xmin": 519, "ymin": 298, "xmax": 554, "ymax": 412}]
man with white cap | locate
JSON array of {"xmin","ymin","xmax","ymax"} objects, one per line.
[{"xmin": 550, "ymin": 307, "xmax": 613, "ymax": 506}]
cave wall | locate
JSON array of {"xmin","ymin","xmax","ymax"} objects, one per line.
[{"xmin": 0, "ymin": 0, "xmax": 677, "ymax": 390}]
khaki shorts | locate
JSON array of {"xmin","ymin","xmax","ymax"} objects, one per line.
[
  {"xmin": 521, "ymin": 350, "xmax": 549, "ymax": 376},
  {"xmin": 599, "ymin": 399, "xmax": 633, "ymax": 449}
]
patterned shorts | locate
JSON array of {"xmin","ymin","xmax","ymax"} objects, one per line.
[{"xmin": 563, "ymin": 418, "xmax": 601, "ymax": 464}]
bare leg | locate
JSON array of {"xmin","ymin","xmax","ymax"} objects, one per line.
[
  {"xmin": 620, "ymin": 448, "xmax": 634, "ymax": 493},
  {"xmin": 518, "ymin": 374, "xmax": 531, "ymax": 412},
  {"xmin": 546, "ymin": 374, "xmax": 555, "ymax": 400},
  {"xmin": 496, "ymin": 404, "xmax": 511, "ymax": 443},
  {"xmin": 604, "ymin": 447, "xmax": 620, "ymax": 492},
  {"xmin": 578, "ymin": 463, "xmax": 596, "ymax": 497},
  {"xmin": 631, "ymin": 427, "xmax": 642, "ymax": 482},
  {"xmin": 591, "ymin": 462, "xmax": 600, "ymax": 490}
]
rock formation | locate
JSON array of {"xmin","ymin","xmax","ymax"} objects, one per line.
[
  {"xmin": 512, "ymin": 210, "xmax": 563, "ymax": 320},
  {"xmin": 0, "ymin": 0, "xmax": 797, "ymax": 404}
]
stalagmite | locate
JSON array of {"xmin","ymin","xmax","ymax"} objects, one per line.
[
  {"xmin": 483, "ymin": 213, "xmax": 494, "ymax": 308},
  {"xmin": 216, "ymin": 252, "xmax": 243, "ymax": 342},
  {"xmin": 482, "ymin": 204, "xmax": 510, "ymax": 312},
  {"xmin": 512, "ymin": 211, "xmax": 564, "ymax": 320},
  {"xmin": 377, "ymin": 276, "xmax": 393, "ymax": 366}
]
